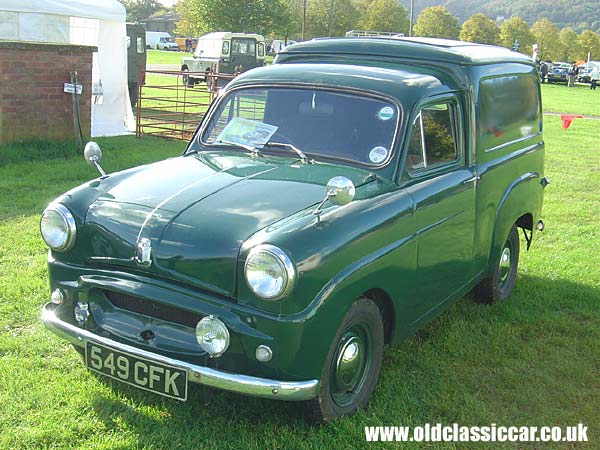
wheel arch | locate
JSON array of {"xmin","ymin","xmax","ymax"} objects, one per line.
[
  {"xmin": 489, "ymin": 172, "xmax": 542, "ymax": 268},
  {"xmin": 361, "ymin": 288, "xmax": 395, "ymax": 345}
]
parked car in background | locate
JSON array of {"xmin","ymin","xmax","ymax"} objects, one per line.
[
  {"xmin": 547, "ymin": 62, "xmax": 570, "ymax": 83},
  {"xmin": 126, "ymin": 23, "xmax": 146, "ymax": 106},
  {"xmin": 146, "ymin": 31, "xmax": 179, "ymax": 51},
  {"xmin": 41, "ymin": 37, "xmax": 547, "ymax": 423},
  {"xmin": 577, "ymin": 62, "xmax": 600, "ymax": 83},
  {"xmin": 181, "ymin": 32, "xmax": 265, "ymax": 86}
]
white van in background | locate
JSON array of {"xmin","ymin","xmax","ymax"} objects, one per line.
[
  {"xmin": 146, "ymin": 31, "xmax": 179, "ymax": 51},
  {"xmin": 270, "ymin": 39, "xmax": 297, "ymax": 54}
]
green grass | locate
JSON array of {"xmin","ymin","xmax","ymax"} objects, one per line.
[
  {"xmin": 1, "ymin": 92, "xmax": 599, "ymax": 448},
  {"xmin": 146, "ymin": 49, "xmax": 185, "ymax": 66},
  {"xmin": 541, "ymin": 83, "xmax": 600, "ymax": 116}
]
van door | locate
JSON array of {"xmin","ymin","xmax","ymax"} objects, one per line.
[
  {"xmin": 224, "ymin": 37, "xmax": 258, "ymax": 74},
  {"xmin": 401, "ymin": 97, "xmax": 477, "ymax": 326}
]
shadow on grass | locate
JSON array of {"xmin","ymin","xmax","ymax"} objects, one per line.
[{"xmin": 83, "ymin": 274, "xmax": 599, "ymax": 447}]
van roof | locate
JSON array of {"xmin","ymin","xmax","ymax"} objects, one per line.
[{"xmin": 277, "ymin": 37, "xmax": 535, "ymax": 66}]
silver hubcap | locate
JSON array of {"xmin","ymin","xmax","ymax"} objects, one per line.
[
  {"xmin": 499, "ymin": 247, "xmax": 511, "ymax": 283},
  {"xmin": 335, "ymin": 336, "xmax": 363, "ymax": 390}
]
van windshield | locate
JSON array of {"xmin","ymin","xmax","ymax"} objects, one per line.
[{"xmin": 200, "ymin": 87, "xmax": 399, "ymax": 166}]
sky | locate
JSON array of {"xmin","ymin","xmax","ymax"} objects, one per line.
[{"xmin": 158, "ymin": 0, "xmax": 176, "ymax": 6}]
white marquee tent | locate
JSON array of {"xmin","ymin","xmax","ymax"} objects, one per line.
[{"xmin": 0, "ymin": 0, "xmax": 134, "ymax": 136}]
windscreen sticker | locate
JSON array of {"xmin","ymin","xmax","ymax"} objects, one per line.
[
  {"xmin": 377, "ymin": 106, "xmax": 395, "ymax": 121},
  {"xmin": 216, "ymin": 117, "xmax": 278, "ymax": 148},
  {"xmin": 369, "ymin": 146, "xmax": 388, "ymax": 164}
]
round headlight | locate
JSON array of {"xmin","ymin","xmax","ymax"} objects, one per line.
[
  {"xmin": 40, "ymin": 203, "xmax": 77, "ymax": 251},
  {"xmin": 195, "ymin": 315, "xmax": 230, "ymax": 356},
  {"xmin": 244, "ymin": 244, "xmax": 295, "ymax": 300}
]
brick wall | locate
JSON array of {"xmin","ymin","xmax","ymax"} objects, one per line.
[{"xmin": 0, "ymin": 41, "xmax": 96, "ymax": 144}]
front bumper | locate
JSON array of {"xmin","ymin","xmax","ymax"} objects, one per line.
[{"xmin": 41, "ymin": 303, "xmax": 319, "ymax": 401}]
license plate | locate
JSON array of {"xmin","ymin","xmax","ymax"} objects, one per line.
[{"xmin": 85, "ymin": 342, "xmax": 188, "ymax": 401}]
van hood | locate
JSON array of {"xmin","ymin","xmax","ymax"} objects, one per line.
[{"xmin": 83, "ymin": 152, "xmax": 375, "ymax": 297}]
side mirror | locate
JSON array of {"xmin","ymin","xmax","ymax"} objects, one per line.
[
  {"xmin": 313, "ymin": 176, "xmax": 355, "ymax": 216},
  {"xmin": 84, "ymin": 141, "xmax": 107, "ymax": 178},
  {"xmin": 326, "ymin": 176, "xmax": 355, "ymax": 206}
]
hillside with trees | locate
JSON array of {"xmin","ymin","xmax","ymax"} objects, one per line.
[{"xmin": 398, "ymin": 0, "xmax": 600, "ymax": 33}]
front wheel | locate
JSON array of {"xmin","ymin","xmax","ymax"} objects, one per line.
[
  {"xmin": 472, "ymin": 225, "xmax": 520, "ymax": 304},
  {"xmin": 304, "ymin": 298, "xmax": 384, "ymax": 423}
]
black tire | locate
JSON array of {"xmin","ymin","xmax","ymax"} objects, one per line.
[
  {"xmin": 303, "ymin": 298, "xmax": 384, "ymax": 423},
  {"xmin": 472, "ymin": 225, "xmax": 520, "ymax": 304},
  {"xmin": 182, "ymin": 68, "xmax": 194, "ymax": 88}
]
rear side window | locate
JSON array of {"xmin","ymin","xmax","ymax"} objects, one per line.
[
  {"xmin": 405, "ymin": 103, "xmax": 458, "ymax": 173},
  {"xmin": 136, "ymin": 37, "xmax": 144, "ymax": 53},
  {"xmin": 478, "ymin": 75, "xmax": 540, "ymax": 151}
]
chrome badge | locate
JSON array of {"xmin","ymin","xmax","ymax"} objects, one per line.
[{"xmin": 135, "ymin": 238, "xmax": 152, "ymax": 266}]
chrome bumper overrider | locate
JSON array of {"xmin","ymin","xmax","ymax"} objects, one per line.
[{"xmin": 41, "ymin": 304, "xmax": 319, "ymax": 401}]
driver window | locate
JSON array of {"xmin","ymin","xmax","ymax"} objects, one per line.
[{"xmin": 405, "ymin": 102, "xmax": 458, "ymax": 174}]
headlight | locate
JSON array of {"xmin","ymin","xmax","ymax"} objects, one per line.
[
  {"xmin": 40, "ymin": 203, "xmax": 77, "ymax": 251},
  {"xmin": 244, "ymin": 244, "xmax": 295, "ymax": 300},
  {"xmin": 195, "ymin": 315, "xmax": 230, "ymax": 356}
]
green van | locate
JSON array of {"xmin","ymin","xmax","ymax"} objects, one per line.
[{"xmin": 41, "ymin": 37, "xmax": 546, "ymax": 422}]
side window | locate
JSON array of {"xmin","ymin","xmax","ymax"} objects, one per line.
[
  {"xmin": 478, "ymin": 75, "xmax": 540, "ymax": 151},
  {"xmin": 136, "ymin": 37, "xmax": 144, "ymax": 54},
  {"xmin": 222, "ymin": 40, "xmax": 230, "ymax": 55},
  {"xmin": 405, "ymin": 103, "xmax": 458, "ymax": 174},
  {"xmin": 258, "ymin": 42, "xmax": 265, "ymax": 57}
]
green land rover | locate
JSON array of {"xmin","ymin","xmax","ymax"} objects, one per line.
[{"xmin": 41, "ymin": 37, "xmax": 547, "ymax": 422}]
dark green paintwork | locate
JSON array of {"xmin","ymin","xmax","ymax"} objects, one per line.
[{"xmin": 44, "ymin": 38, "xmax": 545, "ymax": 385}]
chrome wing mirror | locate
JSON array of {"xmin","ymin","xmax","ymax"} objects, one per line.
[
  {"xmin": 84, "ymin": 141, "xmax": 107, "ymax": 178},
  {"xmin": 313, "ymin": 176, "xmax": 355, "ymax": 216}
]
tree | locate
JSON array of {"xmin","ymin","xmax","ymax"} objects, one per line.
[
  {"xmin": 305, "ymin": 0, "xmax": 359, "ymax": 38},
  {"xmin": 175, "ymin": 0, "xmax": 286, "ymax": 37},
  {"xmin": 175, "ymin": 0, "xmax": 207, "ymax": 36},
  {"xmin": 459, "ymin": 13, "xmax": 499, "ymax": 45},
  {"xmin": 531, "ymin": 19, "xmax": 561, "ymax": 61},
  {"xmin": 559, "ymin": 27, "xmax": 583, "ymax": 61},
  {"xmin": 357, "ymin": 0, "xmax": 409, "ymax": 34},
  {"xmin": 578, "ymin": 30, "xmax": 600, "ymax": 60},
  {"xmin": 413, "ymin": 6, "xmax": 459, "ymax": 40},
  {"xmin": 499, "ymin": 16, "xmax": 534, "ymax": 55},
  {"xmin": 119, "ymin": 0, "xmax": 162, "ymax": 23}
]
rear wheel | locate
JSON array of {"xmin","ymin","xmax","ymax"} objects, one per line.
[
  {"xmin": 472, "ymin": 225, "xmax": 520, "ymax": 304},
  {"xmin": 182, "ymin": 67, "xmax": 192, "ymax": 87},
  {"xmin": 304, "ymin": 298, "xmax": 384, "ymax": 423}
]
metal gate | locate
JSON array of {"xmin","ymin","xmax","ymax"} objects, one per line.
[{"xmin": 136, "ymin": 69, "xmax": 236, "ymax": 140}]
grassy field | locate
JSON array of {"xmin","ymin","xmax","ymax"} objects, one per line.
[
  {"xmin": 541, "ymin": 83, "xmax": 600, "ymax": 116},
  {"xmin": 146, "ymin": 49, "xmax": 185, "ymax": 66},
  {"xmin": 0, "ymin": 89, "xmax": 599, "ymax": 449}
]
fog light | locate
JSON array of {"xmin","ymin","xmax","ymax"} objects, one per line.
[
  {"xmin": 74, "ymin": 301, "xmax": 89, "ymax": 324},
  {"xmin": 195, "ymin": 315, "xmax": 230, "ymax": 357},
  {"xmin": 256, "ymin": 345, "xmax": 272, "ymax": 362},
  {"xmin": 50, "ymin": 289, "xmax": 65, "ymax": 305}
]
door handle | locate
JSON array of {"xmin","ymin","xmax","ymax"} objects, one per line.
[{"xmin": 462, "ymin": 175, "xmax": 480, "ymax": 185}]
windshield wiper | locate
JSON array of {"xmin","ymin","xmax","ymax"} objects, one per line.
[
  {"xmin": 216, "ymin": 139, "xmax": 262, "ymax": 157},
  {"xmin": 262, "ymin": 142, "xmax": 313, "ymax": 164}
]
